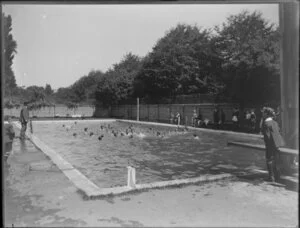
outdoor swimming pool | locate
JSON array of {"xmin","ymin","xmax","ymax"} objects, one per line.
[{"xmin": 31, "ymin": 120, "xmax": 266, "ymax": 188}]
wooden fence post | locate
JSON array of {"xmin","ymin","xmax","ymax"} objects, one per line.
[
  {"xmin": 147, "ymin": 104, "xmax": 150, "ymax": 121},
  {"xmin": 157, "ymin": 104, "xmax": 160, "ymax": 122},
  {"xmin": 182, "ymin": 105, "xmax": 185, "ymax": 125},
  {"xmin": 137, "ymin": 98, "xmax": 140, "ymax": 121},
  {"xmin": 169, "ymin": 104, "xmax": 171, "ymax": 124}
]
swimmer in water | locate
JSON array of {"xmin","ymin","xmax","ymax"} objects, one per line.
[
  {"xmin": 73, "ymin": 133, "xmax": 77, "ymax": 137},
  {"xmin": 98, "ymin": 135, "xmax": 104, "ymax": 140},
  {"xmin": 193, "ymin": 133, "xmax": 199, "ymax": 139}
]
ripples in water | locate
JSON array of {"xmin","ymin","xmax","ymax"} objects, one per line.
[{"xmin": 32, "ymin": 121, "xmax": 266, "ymax": 188}]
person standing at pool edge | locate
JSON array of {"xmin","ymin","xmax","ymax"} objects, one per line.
[
  {"xmin": 261, "ymin": 107, "xmax": 285, "ymax": 182},
  {"xmin": 175, "ymin": 112, "xmax": 181, "ymax": 126},
  {"xmin": 19, "ymin": 102, "xmax": 30, "ymax": 139}
]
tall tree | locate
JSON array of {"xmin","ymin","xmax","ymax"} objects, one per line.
[
  {"xmin": 45, "ymin": 84, "xmax": 54, "ymax": 96},
  {"xmin": 53, "ymin": 70, "xmax": 105, "ymax": 104},
  {"xmin": 134, "ymin": 24, "xmax": 223, "ymax": 102},
  {"xmin": 26, "ymin": 86, "xmax": 45, "ymax": 100},
  {"xmin": 53, "ymin": 87, "xmax": 77, "ymax": 104},
  {"xmin": 25, "ymin": 86, "xmax": 54, "ymax": 114},
  {"xmin": 95, "ymin": 53, "xmax": 142, "ymax": 107},
  {"xmin": 71, "ymin": 70, "xmax": 104, "ymax": 103},
  {"xmin": 214, "ymin": 10, "xmax": 280, "ymax": 107},
  {"xmin": 2, "ymin": 13, "xmax": 17, "ymax": 97}
]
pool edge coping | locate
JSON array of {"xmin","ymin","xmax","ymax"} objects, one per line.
[
  {"xmin": 12, "ymin": 121, "xmax": 103, "ymax": 197},
  {"xmin": 85, "ymin": 173, "xmax": 235, "ymax": 198}
]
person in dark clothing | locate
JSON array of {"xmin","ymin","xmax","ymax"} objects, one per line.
[
  {"xmin": 274, "ymin": 106, "xmax": 282, "ymax": 130},
  {"xmin": 175, "ymin": 112, "xmax": 181, "ymax": 126},
  {"xmin": 196, "ymin": 110, "xmax": 203, "ymax": 127},
  {"xmin": 250, "ymin": 109, "xmax": 256, "ymax": 133},
  {"xmin": 261, "ymin": 107, "xmax": 285, "ymax": 182},
  {"xmin": 191, "ymin": 109, "xmax": 198, "ymax": 127},
  {"xmin": 213, "ymin": 106, "xmax": 220, "ymax": 129},
  {"xmin": 255, "ymin": 107, "xmax": 263, "ymax": 133},
  {"xmin": 220, "ymin": 109, "xmax": 226, "ymax": 129},
  {"xmin": 19, "ymin": 102, "xmax": 30, "ymax": 139},
  {"xmin": 4, "ymin": 115, "xmax": 15, "ymax": 167},
  {"xmin": 232, "ymin": 107, "xmax": 239, "ymax": 131},
  {"xmin": 245, "ymin": 110, "xmax": 251, "ymax": 130}
]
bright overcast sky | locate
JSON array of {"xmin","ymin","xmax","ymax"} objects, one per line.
[{"xmin": 3, "ymin": 4, "xmax": 279, "ymax": 90}]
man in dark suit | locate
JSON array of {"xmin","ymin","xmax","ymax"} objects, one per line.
[
  {"xmin": 19, "ymin": 102, "xmax": 30, "ymax": 139},
  {"xmin": 213, "ymin": 106, "xmax": 220, "ymax": 129},
  {"xmin": 261, "ymin": 107, "xmax": 285, "ymax": 182}
]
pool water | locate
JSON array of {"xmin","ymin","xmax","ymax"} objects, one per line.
[{"xmin": 32, "ymin": 120, "xmax": 266, "ymax": 188}]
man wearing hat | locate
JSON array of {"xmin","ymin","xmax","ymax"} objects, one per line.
[
  {"xmin": 261, "ymin": 107, "xmax": 285, "ymax": 182},
  {"xmin": 19, "ymin": 101, "xmax": 30, "ymax": 139}
]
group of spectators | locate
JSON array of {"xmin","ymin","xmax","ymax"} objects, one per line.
[
  {"xmin": 231, "ymin": 106, "xmax": 282, "ymax": 134},
  {"xmin": 170, "ymin": 105, "xmax": 282, "ymax": 134},
  {"xmin": 231, "ymin": 107, "xmax": 259, "ymax": 133},
  {"xmin": 170, "ymin": 105, "xmax": 295, "ymax": 183}
]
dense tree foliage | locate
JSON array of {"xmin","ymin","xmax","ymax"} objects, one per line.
[
  {"xmin": 214, "ymin": 11, "xmax": 280, "ymax": 107},
  {"xmin": 25, "ymin": 85, "xmax": 54, "ymax": 112},
  {"xmin": 95, "ymin": 53, "xmax": 142, "ymax": 107},
  {"xmin": 2, "ymin": 13, "xmax": 17, "ymax": 96},
  {"xmin": 71, "ymin": 70, "xmax": 104, "ymax": 102},
  {"xmin": 53, "ymin": 70, "xmax": 105, "ymax": 105},
  {"xmin": 5, "ymin": 10, "xmax": 281, "ymax": 109},
  {"xmin": 134, "ymin": 24, "xmax": 224, "ymax": 102},
  {"xmin": 45, "ymin": 84, "xmax": 54, "ymax": 96}
]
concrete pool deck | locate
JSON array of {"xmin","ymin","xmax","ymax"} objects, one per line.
[{"xmin": 4, "ymin": 123, "xmax": 298, "ymax": 227}]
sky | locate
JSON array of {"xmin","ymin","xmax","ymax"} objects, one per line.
[{"xmin": 3, "ymin": 4, "xmax": 279, "ymax": 90}]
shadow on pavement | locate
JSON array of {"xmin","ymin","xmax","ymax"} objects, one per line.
[{"xmin": 236, "ymin": 171, "xmax": 298, "ymax": 192}]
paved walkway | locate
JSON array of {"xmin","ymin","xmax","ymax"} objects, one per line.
[{"xmin": 4, "ymin": 129, "xmax": 298, "ymax": 227}]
